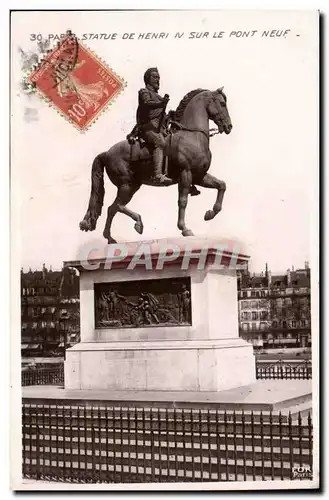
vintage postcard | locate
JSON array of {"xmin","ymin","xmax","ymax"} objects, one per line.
[{"xmin": 10, "ymin": 9, "xmax": 319, "ymax": 491}]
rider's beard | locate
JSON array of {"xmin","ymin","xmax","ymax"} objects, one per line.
[{"xmin": 151, "ymin": 82, "xmax": 159, "ymax": 92}]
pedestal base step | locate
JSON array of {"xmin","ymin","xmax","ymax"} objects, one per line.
[
  {"xmin": 23, "ymin": 379, "xmax": 312, "ymax": 415},
  {"xmin": 64, "ymin": 339, "xmax": 256, "ymax": 392}
]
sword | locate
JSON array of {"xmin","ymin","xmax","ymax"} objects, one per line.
[{"xmin": 158, "ymin": 94, "xmax": 170, "ymax": 175}]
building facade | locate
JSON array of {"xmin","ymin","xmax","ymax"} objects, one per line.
[
  {"xmin": 237, "ymin": 263, "xmax": 311, "ymax": 350},
  {"xmin": 21, "ymin": 264, "xmax": 80, "ymax": 356}
]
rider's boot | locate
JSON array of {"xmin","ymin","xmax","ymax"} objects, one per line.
[{"xmin": 152, "ymin": 148, "xmax": 172, "ymax": 185}]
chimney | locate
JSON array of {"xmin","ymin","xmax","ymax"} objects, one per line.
[
  {"xmin": 287, "ymin": 268, "xmax": 291, "ymax": 286},
  {"xmin": 305, "ymin": 261, "xmax": 309, "ymax": 270},
  {"xmin": 42, "ymin": 263, "xmax": 47, "ymax": 280}
]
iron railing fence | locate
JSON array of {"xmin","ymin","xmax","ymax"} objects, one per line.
[
  {"xmin": 21, "ymin": 359, "xmax": 312, "ymax": 387},
  {"xmin": 256, "ymin": 360, "xmax": 311, "ymax": 380},
  {"xmin": 22, "ymin": 402, "xmax": 312, "ymax": 483},
  {"xmin": 21, "ymin": 366, "xmax": 64, "ymax": 386}
]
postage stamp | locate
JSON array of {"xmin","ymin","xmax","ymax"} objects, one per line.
[{"xmin": 28, "ymin": 30, "xmax": 126, "ymax": 130}]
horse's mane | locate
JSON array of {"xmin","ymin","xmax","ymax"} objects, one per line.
[{"xmin": 173, "ymin": 88, "xmax": 206, "ymax": 122}]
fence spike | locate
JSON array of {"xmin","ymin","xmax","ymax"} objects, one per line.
[{"xmin": 298, "ymin": 411, "xmax": 302, "ymax": 426}]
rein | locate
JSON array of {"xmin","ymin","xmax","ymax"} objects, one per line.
[{"xmin": 169, "ymin": 120, "xmax": 220, "ymax": 138}]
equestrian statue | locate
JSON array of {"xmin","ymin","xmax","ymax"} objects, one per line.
[{"xmin": 79, "ymin": 67, "xmax": 232, "ymax": 243}]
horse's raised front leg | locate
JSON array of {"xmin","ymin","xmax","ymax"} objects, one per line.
[
  {"xmin": 197, "ymin": 173, "xmax": 226, "ymax": 221},
  {"xmin": 177, "ymin": 170, "xmax": 194, "ymax": 237},
  {"xmin": 103, "ymin": 183, "xmax": 142, "ymax": 243}
]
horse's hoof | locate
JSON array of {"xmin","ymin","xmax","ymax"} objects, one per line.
[
  {"xmin": 204, "ymin": 209, "xmax": 215, "ymax": 221},
  {"xmin": 79, "ymin": 220, "xmax": 90, "ymax": 231},
  {"xmin": 182, "ymin": 229, "xmax": 194, "ymax": 237},
  {"xmin": 134, "ymin": 220, "xmax": 144, "ymax": 234}
]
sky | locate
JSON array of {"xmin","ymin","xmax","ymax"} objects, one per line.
[{"xmin": 11, "ymin": 10, "xmax": 318, "ymax": 274}]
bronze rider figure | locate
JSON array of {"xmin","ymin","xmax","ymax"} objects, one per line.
[
  {"xmin": 130, "ymin": 67, "xmax": 171, "ymax": 185},
  {"xmin": 128, "ymin": 68, "xmax": 200, "ymax": 192}
]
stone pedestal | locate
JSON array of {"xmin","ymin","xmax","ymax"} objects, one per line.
[{"xmin": 64, "ymin": 237, "xmax": 256, "ymax": 392}]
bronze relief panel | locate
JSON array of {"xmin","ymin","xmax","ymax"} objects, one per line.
[{"xmin": 94, "ymin": 277, "xmax": 192, "ymax": 328}]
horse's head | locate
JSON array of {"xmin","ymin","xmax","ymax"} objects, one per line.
[{"xmin": 207, "ymin": 87, "xmax": 232, "ymax": 134}]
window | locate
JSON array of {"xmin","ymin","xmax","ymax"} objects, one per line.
[
  {"xmin": 282, "ymin": 321, "xmax": 287, "ymax": 328},
  {"xmin": 251, "ymin": 312, "xmax": 257, "ymax": 321},
  {"xmin": 251, "ymin": 322, "xmax": 257, "ymax": 330},
  {"xmin": 242, "ymin": 291, "xmax": 248, "ymax": 298},
  {"xmin": 251, "ymin": 291, "xmax": 256, "ymax": 298},
  {"xmin": 292, "ymin": 321, "xmax": 297, "ymax": 328},
  {"xmin": 251, "ymin": 301, "xmax": 258, "ymax": 309},
  {"xmin": 301, "ymin": 320, "xmax": 306, "ymax": 327}
]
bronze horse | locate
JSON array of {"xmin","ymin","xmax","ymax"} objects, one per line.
[{"xmin": 79, "ymin": 87, "xmax": 232, "ymax": 243}]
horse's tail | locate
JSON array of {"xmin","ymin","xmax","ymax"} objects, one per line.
[{"xmin": 79, "ymin": 152, "xmax": 107, "ymax": 232}]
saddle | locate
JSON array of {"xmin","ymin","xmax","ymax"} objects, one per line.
[
  {"xmin": 127, "ymin": 113, "xmax": 178, "ymax": 163},
  {"xmin": 127, "ymin": 130, "xmax": 172, "ymax": 163},
  {"xmin": 128, "ymin": 136, "xmax": 173, "ymax": 163},
  {"xmin": 126, "ymin": 128, "xmax": 200, "ymax": 196}
]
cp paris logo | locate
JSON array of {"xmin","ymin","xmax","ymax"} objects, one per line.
[{"xmin": 28, "ymin": 31, "xmax": 126, "ymax": 131}]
